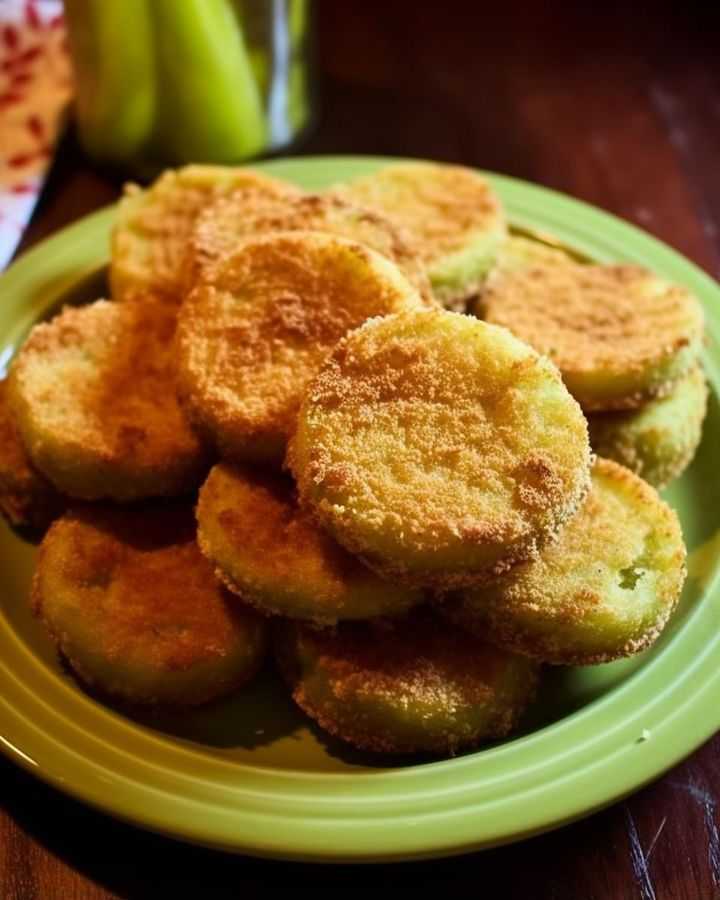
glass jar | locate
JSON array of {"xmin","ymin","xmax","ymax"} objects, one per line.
[{"xmin": 64, "ymin": 0, "xmax": 314, "ymax": 179}]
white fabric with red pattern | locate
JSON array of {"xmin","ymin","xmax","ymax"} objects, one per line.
[{"xmin": 0, "ymin": 0, "xmax": 70, "ymax": 269}]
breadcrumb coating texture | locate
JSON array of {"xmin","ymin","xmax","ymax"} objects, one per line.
[
  {"xmin": 32, "ymin": 504, "xmax": 267, "ymax": 706},
  {"xmin": 484, "ymin": 263, "xmax": 705, "ymax": 410},
  {"xmin": 186, "ymin": 192, "xmax": 434, "ymax": 304},
  {"xmin": 449, "ymin": 458, "xmax": 686, "ymax": 665},
  {"xmin": 197, "ymin": 463, "xmax": 424, "ymax": 624},
  {"xmin": 336, "ymin": 162, "xmax": 507, "ymax": 309},
  {"xmin": 473, "ymin": 234, "xmax": 577, "ymax": 318},
  {"xmin": 111, "ymin": 165, "xmax": 301, "ymax": 305},
  {"xmin": 276, "ymin": 611, "xmax": 539, "ymax": 754},
  {"xmin": 7, "ymin": 299, "xmax": 209, "ymax": 501},
  {"xmin": 0, "ymin": 379, "xmax": 63, "ymax": 530},
  {"xmin": 588, "ymin": 365, "xmax": 708, "ymax": 489},
  {"xmin": 289, "ymin": 309, "xmax": 591, "ymax": 588},
  {"xmin": 175, "ymin": 231, "xmax": 425, "ymax": 463}
]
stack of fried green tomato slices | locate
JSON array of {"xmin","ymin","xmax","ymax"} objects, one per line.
[
  {"xmin": 0, "ymin": 161, "xmax": 697, "ymax": 759},
  {"xmin": 477, "ymin": 244, "xmax": 706, "ymax": 489}
]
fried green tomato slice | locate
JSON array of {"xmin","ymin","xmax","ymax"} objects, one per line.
[
  {"xmin": 275, "ymin": 611, "xmax": 539, "ymax": 754},
  {"xmin": 588, "ymin": 366, "xmax": 708, "ymax": 490},
  {"xmin": 487, "ymin": 233, "xmax": 577, "ymax": 280},
  {"xmin": 111, "ymin": 164, "xmax": 301, "ymax": 305},
  {"xmin": 0, "ymin": 379, "xmax": 63, "ymax": 531},
  {"xmin": 447, "ymin": 458, "xmax": 687, "ymax": 665},
  {"xmin": 483, "ymin": 262, "xmax": 704, "ymax": 411},
  {"xmin": 289, "ymin": 309, "xmax": 591, "ymax": 589},
  {"xmin": 175, "ymin": 231, "xmax": 425, "ymax": 464},
  {"xmin": 185, "ymin": 192, "xmax": 434, "ymax": 304},
  {"xmin": 473, "ymin": 235, "xmax": 579, "ymax": 319},
  {"xmin": 196, "ymin": 462, "xmax": 424, "ymax": 624},
  {"xmin": 32, "ymin": 504, "xmax": 268, "ymax": 706},
  {"xmin": 336, "ymin": 162, "xmax": 507, "ymax": 311},
  {"xmin": 7, "ymin": 299, "xmax": 209, "ymax": 501}
]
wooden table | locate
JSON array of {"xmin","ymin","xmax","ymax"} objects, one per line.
[{"xmin": 2, "ymin": 2, "xmax": 719, "ymax": 897}]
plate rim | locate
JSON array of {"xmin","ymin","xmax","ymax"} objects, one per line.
[{"xmin": 0, "ymin": 154, "xmax": 719, "ymax": 862}]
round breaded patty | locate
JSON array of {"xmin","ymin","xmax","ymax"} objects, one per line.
[
  {"xmin": 483, "ymin": 262, "xmax": 705, "ymax": 411},
  {"xmin": 33, "ymin": 504, "xmax": 268, "ymax": 706},
  {"xmin": 8, "ymin": 299, "xmax": 209, "ymax": 501},
  {"xmin": 175, "ymin": 231, "xmax": 425, "ymax": 463},
  {"xmin": 473, "ymin": 234, "xmax": 578, "ymax": 320},
  {"xmin": 588, "ymin": 365, "xmax": 708, "ymax": 490},
  {"xmin": 336, "ymin": 162, "xmax": 506, "ymax": 310},
  {"xmin": 197, "ymin": 462, "xmax": 424, "ymax": 624},
  {"xmin": 275, "ymin": 610, "xmax": 539, "ymax": 755},
  {"xmin": 110, "ymin": 164, "xmax": 301, "ymax": 305},
  {"xmin": 289, "ymin": 309, "xmax": 592, "ymax": 589},
  {"xmin": 186, "ymin": 192, "xmax": 434, "ymax": 304},
  {"xmin": 447, "ymin": 458, "xmax": 686, "ymax": 666},
  {"xmin": 0, "ymin": 379, "xmax": 63, "ymax": 530}
]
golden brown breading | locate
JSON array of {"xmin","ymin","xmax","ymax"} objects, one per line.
[
  {"xmin": 8, "ymin": 299, "xmax": 210, "ymax": 501},
  {"xmin": 275, "ymin": 609, "xmax": 539, "ymax": 754},
  {"xmin": 185, "ymin": 192, "xmax": 435, "ymax": 304},
  {"xmin": 111, "ymin": 164, "xmax": 301, "ymax": 305},
  {"xmin": 483, "ymin": 262, "xmax": 704, "ymax": 411},
  {"xmin": 587, "ymin": 365, "xmax": 708, "ymax": 489},
  {"xmin": 196, "ymin": 462, "xmax": 424, "ymax": 624},
  {"xmin": 289, "ymin": 309, "xmax": 592, "ymax": 589},
  {"xmin": 0, "ymin": 378, "xmax": 64, "ymax": 530},
  {"xmin": 335, "ymin": 162, "xmax": 507, "ymax": 310},
  {"xmin": 33, "ymin": 504, "xmax": 268, "ymax": 706},
  {"xmin": 175, "ymin": 231, "xmax": 425, "ymax": 463},
  {"xmin": 447, "ymin": 458, "xmax": 686, "ymax": 665}
]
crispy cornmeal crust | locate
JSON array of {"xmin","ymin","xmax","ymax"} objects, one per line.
[
  {"xmin": 175, "ymin": 231, "xmax": 425, "ymax": 464},
  {"xmin": 483, "ymin": 262, "xmax": 705, "ymax": 411},
  {"xmin": 186, "ymin": 192, "xmax": 435, "ymax": 305},
  {"xmin": 448, "ymin": 458, "xmax": 686, "ymax": 665},
  {"xmin": 495, "ymin": 234, "xmax": 577, "ymax": 271},
  {"xmin": 336, "ymin": 162, "xmax": 507, "ymax": 310},
  {"xmin": 473, "ymin": 234, "xmax": 576, "ymax": 318},
  {"xmin": 111, "ymin": 164, "xmax": 301, "ymax": 305},
  {"xmin": 8, "ymin": 299, "xmax": 209, "ymax": 501},
  {"xmin": 32, "ymin": 505, "xmax": 268, "ymax": 706},
  {"xmin": 0, "ymin": 379, "xmax": 63, "ymax": 530},
  {"xmin": 275, "ymin": 610, "xmax": 539, "ymax": 754},
  {"xmin": 588, "ymin": 365, "xmax": 708, "ymax": 490},
  {"xmin": 196, "ymin": 462, "xmax": 424, "ymax": 624},
  {"xmin": 288, "ymin": 310, "xmax": 592, "ymax": 589}
]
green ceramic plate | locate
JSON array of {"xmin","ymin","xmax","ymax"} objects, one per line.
[{"xmin": 1, "ymin": 156, "xmax": 719, "ymax": 862}]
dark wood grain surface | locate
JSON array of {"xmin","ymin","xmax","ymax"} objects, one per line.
[{"xmin": 3, "ymin": 2, "xmax": 720, "ymax": 897}]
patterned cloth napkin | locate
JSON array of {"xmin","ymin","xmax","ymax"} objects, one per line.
[{"xmin": 0, "ymin": 0, "xmax": 71, "ymax": 269}]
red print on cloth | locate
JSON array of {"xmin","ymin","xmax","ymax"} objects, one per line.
[{"xmin": 0, "ymin": 0, "xmax": 71, "ymax": 269}]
